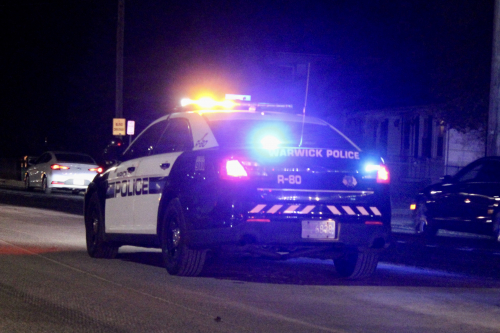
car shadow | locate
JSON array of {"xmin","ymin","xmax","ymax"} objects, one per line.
[{"xmin": 116, "ymin": 233, "xmax": 500, "ymax": 287}]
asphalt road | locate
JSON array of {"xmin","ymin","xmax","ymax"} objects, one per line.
[{"xmin": 1, "ymin": 188, "xmax": 500, "ymax": 332}]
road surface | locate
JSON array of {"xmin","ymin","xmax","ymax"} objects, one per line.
[{"xmin": 1, "ymin": 202, "xmax": 500, "ymax": 332}]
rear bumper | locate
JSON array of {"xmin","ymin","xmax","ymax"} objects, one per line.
[
  {"xmin": 49, "ymin": 174, "xmax": 94, "ymax": 190},
  {"xmin": 186, "ymin": 219, "xmax": 391, "ymax": 249}
]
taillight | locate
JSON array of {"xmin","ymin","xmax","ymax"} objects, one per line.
[
  {"xmin": 221, "ymin": 159, "xmax": 248, "ymax": 179},
  {"xmin": 377, "ymin": 165, "xmax": 390, "ymax": 184},
  {"xmin": 89, "ymin": 167, "xmax": 104, "ymax": 174},
  {"xmin": 51, "ymin": 164, "xmax": 69, "ymax": 170}
]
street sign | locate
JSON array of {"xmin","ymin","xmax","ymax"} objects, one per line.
[
  {"xmin": 113, "ymin": 118, "xmax": 126, "ymax": 136},
  {"xmin": 127, "ymin": 120, "xmax": 135, "ymax": 135}
]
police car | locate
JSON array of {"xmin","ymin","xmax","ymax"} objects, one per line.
[{"xmin": 84, "ymin": 98, "xmax": 391, "ymax": 279}]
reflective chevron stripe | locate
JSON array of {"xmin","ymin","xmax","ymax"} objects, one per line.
[
  {"xmin": 370, "ymin": 207, "xmax": 382, "ymax": 216},
  {"xmin": 327, "ymin": 205, "xmax": 342, "ymax": 215},
  {"xmin": 357, "ymin": 206, "xmax": 369, "ymax": 216},
  {"xmin": 267, "ymin": 205, "xmax": 283, "ymax": 214},
  {"xmin": 284, "ymin": 205, "xmax": 300, "ymax": 213},
  {"xmin": 299, "ymin": 205, "xmax": 315, "ymax": 214},
  {"xmin": 342, "ymin": 206, "xmax": 356, "ymax": 215},
  {"xmin": 249, "ymin": 204, "xmax": 383, "ymax": 217},
  {"xmin": 249, "ymin": 204, "xmax": 266, "ymax": 213}
]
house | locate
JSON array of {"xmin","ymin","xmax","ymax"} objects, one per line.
[{"xmin": 342, "ymin": 105, "xmax": 485, "ymax": 206}]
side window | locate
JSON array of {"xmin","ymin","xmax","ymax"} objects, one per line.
[
  {"xmin": 475, "ymin": 160, "xmax": 500, "ymax": 182},
  {"xmin": 456, "ymin": 163, "xmax": 483, "ymax": 183},
  {"xmin": 154, "ymin": 118, "xmax": 193, "ymax": 154},
  {"xmin": 123, "ymin": 120, "xmax": 168, "ymax": 161},
  {"xmin": 36, "ymin": 153, "xmax": 51, "ymax": 164}
]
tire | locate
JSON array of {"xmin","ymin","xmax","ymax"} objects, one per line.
[
  {"xmin": 85, "ymin": 192, "xmax": 118, "ymax": 259},
  {"xmin": 492, "ymin": 211, "xmax": 500, "ymax": 243},
  {"xmin": 334, "ymin": 249, "xmax": 379, "ymax": 279},
  {"xmin": 41, "ymin": 176, "xmax": 52, "ymax": 194},
  {"xmin": 161, "ymin": 198, "xmax": 206, "ymax": 276},
  {"xmin": 414, "ymin": 200, "xmax": 438, "ymax": 238},
  {"xmin": 24, "ymin": 174, "xmax": 33, "ymax": 191}
]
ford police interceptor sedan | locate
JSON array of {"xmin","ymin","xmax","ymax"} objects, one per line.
[{"xmin": 84, "ymin": 102, "xmax": 391, "ymax": 279}]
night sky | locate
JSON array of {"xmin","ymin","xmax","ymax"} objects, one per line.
[{"xmin": 1, "ymin": 0, "xmax": 494, "ymax": 159}]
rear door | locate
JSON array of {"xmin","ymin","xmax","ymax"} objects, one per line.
[
  {"xmin": 461, "ymin": 160, "xmax": 500, "ymax": 223},
  {"xmin": 30, "ymin": 153, "xmax": 52, "ymax": 186},
  {"xmin": 105, "ymin": 118, "xmax": 168, "ymax": 233},
  {"xmin": 434, "ymin": 160, "xmax": 484, "ymax": 222}
]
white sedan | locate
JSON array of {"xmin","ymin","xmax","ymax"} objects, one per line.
[{"xmin": 25, "ymin": 151, "xmax": 102, "ymax": 194}]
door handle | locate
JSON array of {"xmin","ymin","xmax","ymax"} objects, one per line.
[
  {"xmin": 127, "ymin": 167, "xmax": 135, "ymax": 173},
  {"xmin": 160, "ymin": 163, "xmax": 171, "ymax": 170}
]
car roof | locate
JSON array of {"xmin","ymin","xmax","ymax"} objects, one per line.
[{"xmin": 190, "ymin": 110, "xmax": 327, "ymax": 125}]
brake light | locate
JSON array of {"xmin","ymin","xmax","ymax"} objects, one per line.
[
  {"xmin": 221, "ymin": 159, "xmax": 248, "ymax": 179},
  {"xmin": 377, "ymin": 165, "xmax": 390, "ymax": 184},
  {"xmin": 89, "ymin": 167, "xmax": 104, "ymax": 174},
  {"xmin": 51, "ymin": 164, "xmax": 69, "ymax": 170}
]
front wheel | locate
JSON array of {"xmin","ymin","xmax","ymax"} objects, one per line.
[
  {"xmin": 24, "ymin": 174, "xmax": 33, "ymax": 191},
  {"xmin": 492, "ymin": 211, "xmax": 500, "ymax": 243},
  {"xmin": 334, "ymin": 249, "xmax": 379, "ymax": 279},
  {"xmin": 161, "ymin": 198, "xmax": 206, "ymax": 276},
  {"xmin": 414, "ymin": 200, "xmax": 438, "ymax": 238},
  {"xmin": 85, "ymin": 192, "xmax": 118, "ymax": 258}
]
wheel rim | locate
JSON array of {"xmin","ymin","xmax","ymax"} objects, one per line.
[
  {"xmin": 416, "ymin": 203, "xmax": 429, "ymax": 233},
  {"xmin": 493, "ymin": 213, "xmax": 500, "ymax": 243},
  {"xmin": 166, "ymin": 215, "xmax": 181, "ymax": 261},
  {"xmin": 91, "ymin": 216, "xmax": 99, "ymax": 246},
  {"xmin": 86, "ymin": 204, "xmax": 99, "ymax": 247}
]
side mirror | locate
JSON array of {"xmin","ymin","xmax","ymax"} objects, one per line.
[
  {"xmin": 103, "ymin": 139, "xmax": 125, "ymax": 166},
  {"xmin": 440, "ymin": 175, "xmax": 453, "ymax": 183}
]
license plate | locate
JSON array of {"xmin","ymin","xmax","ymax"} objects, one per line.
[
  {"xmin": 73, "ymin": 179, "xmax": 84, "ymax": 185},
  {"xmin": 301, "ymin": 220, "xmax": 336, "ymax": 239}
]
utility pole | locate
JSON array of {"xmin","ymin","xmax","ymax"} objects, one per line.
[
  {"xmin": 115, "ymin": 0, "xmax": 124, "ymax": 120},
  {"xmin": 487, "ymin": 0, "xmax": 500, "ymax": 156}
]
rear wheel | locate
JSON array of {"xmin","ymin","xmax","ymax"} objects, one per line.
[
  {"xmin": 334, "ymin": 249, "xmax": 379, "ymax": 279},
  {"xmin": 414, "ymin": 200, "xmax": 438, "ymax": 238},
  {"xmin": 161, "ymin": 198, "xmax": 206, "ymax": 276},
  {"xmin": 24, "ymin": 174, "xmax": 33, "ymax": 191},
  {"xmin": 85, "ymin": 192, "xmax": 118, "ymax": 258},
  {"xmin": 41, "ymin": 176, "xmax": 51, "ymax": 194}
]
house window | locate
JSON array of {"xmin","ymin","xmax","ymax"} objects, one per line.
[
  {"xmin": 403, "ymin": 120, "xmax": 411, "ymax": 150},
  {"xmin": 380, "ymin": 119, "xmax": 388, "ymax": 156},
  {"xmin": 437, "ymin": 122, "xmax": 445, "ymax": 157},
  {"xmin": 413, "ymin": 116, "xmax": 420, "ymax": 158},
  {"xmin": 422, "ymin": 116, "xmax": 433, "ymax": 158}
]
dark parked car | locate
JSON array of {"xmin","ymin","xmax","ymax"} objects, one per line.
[{"xmin": 413, "ymin": 156, "xmax": 500, "ymax": 242}]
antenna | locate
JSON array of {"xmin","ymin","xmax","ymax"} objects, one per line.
[{"xmin": 299, "ymin": 62, "xmax": 311, "ymax": 147}]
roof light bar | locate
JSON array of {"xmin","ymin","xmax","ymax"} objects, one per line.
[
  {"xmin": 180, "ymin": 97, "xmax": 293, "ymax": 111},
  {"xmin": 180, "ymin": 97, "xmax": 237, "ymax": 109}
]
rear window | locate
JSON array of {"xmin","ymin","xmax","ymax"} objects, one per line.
[
  {"xmin": 207, "ymin": 119, "xmax": 356, "ymax": 149},
  {"xmin": 55, "ymin": 153, "xmax": 96, "ymax": 164}
]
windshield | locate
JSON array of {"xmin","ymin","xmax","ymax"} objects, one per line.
[
  {"xmin": 55, "ymin": 153, "xmax": 96, "ymax": 164},
  {"xmin": 207, "ymin": 119, "xmax": 357, "ymax": 150}
]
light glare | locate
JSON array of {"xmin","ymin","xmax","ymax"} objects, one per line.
[
  {"xmin": 226, "ymin": 160, "xmax": 248, "ymax": 177},
  {"xmin": 261, "ymin": 135, "xmax": 281, "ymax": 149},
  {"xmin": 365, "ymin": 164, "xmax": 380, "ymax": 172}
]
